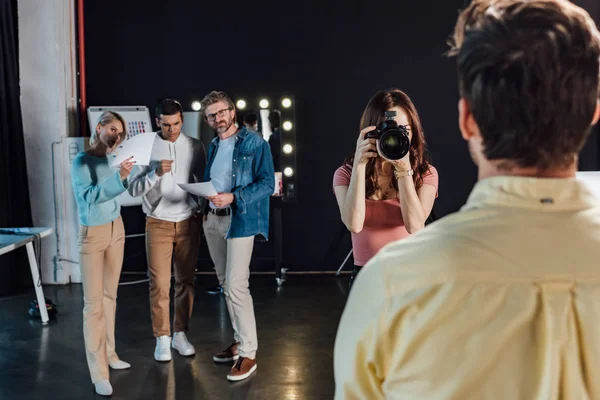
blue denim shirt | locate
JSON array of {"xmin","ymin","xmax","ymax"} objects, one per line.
[{"xmin": 204, "ymin": 127, "xmax": 275, "ymax": 239}]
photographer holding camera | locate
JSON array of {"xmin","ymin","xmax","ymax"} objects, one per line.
[{"xmin": 333, "ymin": 88, "xmax": 438, "ymax": 287}]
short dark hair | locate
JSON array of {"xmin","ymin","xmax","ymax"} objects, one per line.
[
  {"xmin": 449, "ymin": 0, "xmax": 600, "ymax": 170},
  {"xmin": 155, "ymin": 99, "xmax": 183, "ymax": 120},
  {"xmin": 244, "ymin": 112, "xmax": 258, "ymax": 125}
]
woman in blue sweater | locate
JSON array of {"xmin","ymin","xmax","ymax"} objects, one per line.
[{"xmin": 71, "ymin": 111, "xmax": 135, "ymax": 397}]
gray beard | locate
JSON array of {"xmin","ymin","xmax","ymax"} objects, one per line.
[{"xmin": 217, "ymin": 120, "xmax": 233, "ymax": 133}]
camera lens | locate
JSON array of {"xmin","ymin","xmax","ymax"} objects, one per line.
[
  {"xmin": 378, "ymin": 128, "xmax": 410, "ymax": 160},
  {"xmin": 382, "ymin": 134, "xmax": 400, "ymax": 148}
]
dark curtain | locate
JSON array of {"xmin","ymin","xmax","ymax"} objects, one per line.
[{"xmin": 0, "ymin": 0, "xmax": 34, "ymax": 296}]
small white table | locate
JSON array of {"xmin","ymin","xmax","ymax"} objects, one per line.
[{"xmin": 0, "ymin": 227, "xmax": 53, "ymax": 324}]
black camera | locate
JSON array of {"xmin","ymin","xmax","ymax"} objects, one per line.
[{"xmin": 364, "ymin": 111, "xmax": 410, "ymax": 160}]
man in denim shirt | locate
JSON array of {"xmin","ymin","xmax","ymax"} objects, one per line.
[{"xmin": 200, "ymin": 91, "xmax": 274, "ymax": 381}]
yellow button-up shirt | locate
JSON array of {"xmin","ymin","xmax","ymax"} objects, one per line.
[{"xmin": 334, "ymin": 176, "xmax": 600, "ymax": 400}]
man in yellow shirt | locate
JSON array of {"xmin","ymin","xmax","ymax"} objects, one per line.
[{"xmin": 334, "ymin": 1, "xmax": 600, "ymax": 399}]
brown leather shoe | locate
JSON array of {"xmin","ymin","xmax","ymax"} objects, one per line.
[
  {"xmin": 213, "ymin": 342, "xmax": 240, "ymax": 362},
  {"xmin": 227, "ymin": 357, "xmax": 257, "ymax": 381}
]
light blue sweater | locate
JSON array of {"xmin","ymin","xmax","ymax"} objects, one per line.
[{"xmin": 71, "ymin": 152, "xmax": 127, "ymax": 226}]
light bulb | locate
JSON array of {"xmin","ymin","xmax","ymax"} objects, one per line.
[{"xmin": 236, "ymin": 100, "xmax": 247, "ymax": 110}]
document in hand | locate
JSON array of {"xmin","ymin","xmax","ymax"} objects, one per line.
[
  {"xmin": 110, "ymin": 132, "xmax": 156, "ymax": 168},
  {"xmin": 178, "ymin": 182, "xmax": 219, "ymax": 198}
]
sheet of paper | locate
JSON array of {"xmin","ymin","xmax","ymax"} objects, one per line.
[
  {"xmin": 110, "ymin": 133, "xmax": 156, "ymax": 168},
  {"xmin": 178, "ymin": 182, "xmax": 218, "ymax": 198}
]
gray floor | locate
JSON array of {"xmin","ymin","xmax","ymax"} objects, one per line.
[{"xmin": 0, "ymin": 275, "xmax": 350, "ymax": 399}]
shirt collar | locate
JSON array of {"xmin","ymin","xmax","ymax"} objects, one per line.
[
  {"xmin": 156, "ymin": 131, "xmax": 185, "ymax": 144},
  {"xmin": 462, "ymin": 176, "xmax": 600, "ymax": 212}
]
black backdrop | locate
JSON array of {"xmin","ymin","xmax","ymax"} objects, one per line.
[
  {"xmin": 83, "ymin": 0, "xmax": 600, "ymax": 273},
  {"xmin": 0, "ymin": 0, "xmax": 34, "ymax": 295}
]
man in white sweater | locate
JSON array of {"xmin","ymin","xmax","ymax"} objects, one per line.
[{"xmin": 128, "ymin": 99, "xmax": 206, "ymax": 361}]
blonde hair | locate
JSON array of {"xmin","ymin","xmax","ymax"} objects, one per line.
[{"xmin": 90, "ymin": 111, "xmax": 127, "ymax": 146}]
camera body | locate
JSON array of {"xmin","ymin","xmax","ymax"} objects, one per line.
[{"xmin": 364, "ymin": 111, "xmax": 410, "ymax": 160}]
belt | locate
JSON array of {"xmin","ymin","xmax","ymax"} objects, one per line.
[{"xmin": 209, "ymin": 208, "xmax": 231, "ymax": 216}]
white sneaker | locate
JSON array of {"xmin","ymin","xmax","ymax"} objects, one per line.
[
  {"xmin": 172, "ymin": 331, "xmax": 195, "ymax": 356},
  {"xmin": 109, "ymin": 359, "xmax": 131, "ymax": 370},
  {"xmin": 154, "ymin": 336, "xmax": 172, "ymax": 361},
  {"xmin": 94, "ymin": 380, "xmax": 113, "ymax": 396}
]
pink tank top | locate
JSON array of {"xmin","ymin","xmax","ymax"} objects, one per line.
[{"xmin": 333, "ymin": 164, "xmax": 439, "ymax": 266}]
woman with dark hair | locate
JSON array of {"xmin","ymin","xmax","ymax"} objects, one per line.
[{"xmin": 333, "ymin": 89, "xmax": 439, "ymax": 286}]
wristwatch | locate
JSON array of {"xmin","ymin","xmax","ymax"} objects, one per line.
[{"xmin": 394, "ymin": 169, "xmax": 414, "ymax": 179}]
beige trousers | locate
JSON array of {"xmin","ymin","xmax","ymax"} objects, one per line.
[
  {"xmin": 78, "ymin": 217, "xmax": 125, "ymax": 383},
  {"xmin": 203, "ymin": 213, "xmax": 257, "ymax": 359},
  {"xmin": 146, "ymin": 215, "xmax": 201, "ymax": 337}
]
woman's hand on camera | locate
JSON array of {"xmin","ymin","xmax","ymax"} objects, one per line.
[
  {"xmin": 390, "ymin": 135, "xmax": 412, "ymax": 171},
  {"xmin": 390, "ymin": 154, "xmax": 411, "ymax": 172},
  {"xmin": 354, "ymin": 126, "xmax": 378, "ymax": 166}
]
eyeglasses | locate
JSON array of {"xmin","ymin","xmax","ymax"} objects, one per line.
[{"xmin": 206, "ymin": 108, "xmax": 231, "ymax": 122}]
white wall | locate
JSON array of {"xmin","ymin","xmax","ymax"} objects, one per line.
[{"xmin": 18, "ymin": 0, "xmax": 78, "ymax": 284}]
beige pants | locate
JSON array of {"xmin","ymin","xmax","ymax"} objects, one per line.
[
  {"xmin": 203, "ymin": 213, "xmax": 257, "ymax": 359},
  {"xmin": 78, "ymin": 217, "xmax": 125, "ymax": 384},
  {"xmin": 146, "ymin": 215, "xmax": 201, "ymax": 337}
]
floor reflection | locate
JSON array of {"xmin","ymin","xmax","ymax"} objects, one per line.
[{"xmin": 1, "ymin": 276, "xmax": 348, "ymax": 399}]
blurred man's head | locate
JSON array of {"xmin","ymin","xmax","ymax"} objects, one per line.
[
  {"xmin": 243, "ymin": 112, "xmax": 258, "ymax": 131},
  {"xmin": 450, "ymin": 0, "xmax": 600, "ymax": 174},
  {"xmin": 268, "ymin": 109, "xmax": 281, "ymax": 130}
]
